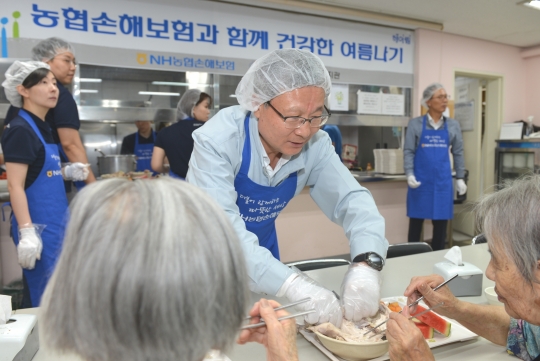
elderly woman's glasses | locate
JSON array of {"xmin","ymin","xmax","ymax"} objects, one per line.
[{"xmin": 266, "ymin": 101, "xmax": 331, "ymax": 129}]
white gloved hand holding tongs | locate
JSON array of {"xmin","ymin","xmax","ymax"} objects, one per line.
[
  {"xmin": 341, "ymin": 262, "xmax": 381, "ymax": 321},
  {"xmin": 63, "ymin": 163, "xmax": 90, "ymax": 181}
]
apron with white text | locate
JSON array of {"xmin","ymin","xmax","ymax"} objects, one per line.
[
  {"xmin": 234, "ymin": 114, "xmax": 297, "ymax": 260},
  {"xmin": 135, "ymin": 131, "xmax": 156, "ymax": 173},
  {"xmin": 406, "ymin": 116, "xmax": 453, "ymax": 220},
  {"xmin": 12, "ymin": 109, "xmax": 69, "ymax": 306}
]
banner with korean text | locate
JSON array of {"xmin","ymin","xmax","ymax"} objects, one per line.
[{"xmin": 1, "ymin": 0, "xmax": 414, "ymax": 86}]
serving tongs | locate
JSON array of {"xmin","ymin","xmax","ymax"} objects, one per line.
[
  {"xmin": 241, "ymin": 297, "xmax": 315, "ymax": 330},
  {"xmin": 364, "ymin": 274, "xmax": 458, "ymax": 336}
]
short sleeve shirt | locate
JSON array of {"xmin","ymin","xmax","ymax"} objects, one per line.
[
  {"xmin": 121, "ymin": 132, "xmax": 155, "ymax": 154},
  {"xmin": 507, "ymin": 318, "xmax": 540, "ymax": 361},
  {"xmin": 154, "ymin": 118, "xmax": 204, "ymax": 178},
  {"xmin": 1, "ymin": 110, "xmax": 56, "ymax": 189},
  {"xmin": 4, "ymin": 82, "xmax": 80, "ymax": 154}
]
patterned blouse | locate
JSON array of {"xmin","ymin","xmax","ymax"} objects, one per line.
[{"xmin": 507, "ymin": 318, "xmax": 540, "ymax": 361}]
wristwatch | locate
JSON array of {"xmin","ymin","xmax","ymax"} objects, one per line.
[{"xmin": 353, "ymin": 252, "xmax": 384, "ymax": 271}]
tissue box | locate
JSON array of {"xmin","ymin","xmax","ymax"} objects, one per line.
[{"xmin": 433, "ymin": 261, "xmax": 483, "ymax": 297}]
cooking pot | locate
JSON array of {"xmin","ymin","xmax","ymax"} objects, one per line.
[{"xmin": 95, "ymin": 149, "xmax": 137, "ymax": 176}]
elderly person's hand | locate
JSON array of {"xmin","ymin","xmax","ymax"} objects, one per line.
[
  {"xmin": 386, "ymin": 306, "xmax": 435, "ymax": 361},
  {"xmin": 237, "ymin": 298, "xmax": 299, "ymax": 361},
  {"xmin": 404, "ymin": 275, "xmax": 460, "ymax": 318},
  {"xmin": 341, "ymin": 263, "xmax": 381, "ymax": 321}
]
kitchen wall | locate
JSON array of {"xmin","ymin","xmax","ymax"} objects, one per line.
[
  {"xmin": 523, "ymin": 47, "xmax": 540, "ymax": 125},
  {"xmin": 414, "ymin": 28, "xmax": 527, "ymax": 124}
]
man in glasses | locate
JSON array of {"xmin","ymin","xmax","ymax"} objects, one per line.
[{"xmin": 187, "ymin": 49, "xmax": 388, "ymax": 327}]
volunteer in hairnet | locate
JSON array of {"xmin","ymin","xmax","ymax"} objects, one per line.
[
  {"xmin": 404, "ymin": 83, "xmax": 466, "ymax": 250},
  {"xmin": 2, "ymin": 61, "xmax": 88, "ymax": 306},
  {"xmin": 187, "ymin": 49, "xmax": 388, "ymax": 327},
  {"xmin": 4, "ymin": 37, "xmax": 96, "ymax": 195},
  {"xmin": 152, "ymin": 89, "xmax": 212, "ymax": 178}
]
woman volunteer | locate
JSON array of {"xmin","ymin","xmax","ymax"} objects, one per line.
[
  {"xmin": 151, "ymin": 89, "xmax": 212, "ymax": 178},
  {"xmin": 2, "ymin": 61, "xmax": 88, "ymax": 307},
  {"xmin": 404, "ymin": 83, "xmax": 466, "ymax": 250}
]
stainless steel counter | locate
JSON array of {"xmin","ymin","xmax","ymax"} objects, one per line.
[{"xmin": 350, "ymin": 171, "xmax": 407, "ymax": 182}]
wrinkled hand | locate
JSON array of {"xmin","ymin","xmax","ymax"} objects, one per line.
[
  {"xmin": 341, "ymin": 263, "xmax": 381, "ymax": 321},
  {"xmin": 386, "ymin": 306, "xmax": 435, "ymax": 361},
  {"xmin": 407, "ymin": 175, "xmax": 421, "ymax": 188},
  {"xmin": 456, "ymin": 179, "xmax": 467, "ymax": 195},
  {"xmin": 238, "ymin": 299, "xmax": 299, "ymax": 361},
  {"xmin": 404, "ymin": 275, "xmax": 460, "ymax": 318},
  {"xmin": 63, "ymin": 163, "xmax": 90, "ymax": 181},
  {"xmin": 18, "ymin": 226, "xmax": 43, "ymax": 270},
  {"xmin": 284, "ymin": 273, "xmax": 342, "ymax": 327}
]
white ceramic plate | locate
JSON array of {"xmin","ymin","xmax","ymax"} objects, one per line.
[{"xmin": 300, "ymin": 296, "xmax": 478, "ymax": 361}]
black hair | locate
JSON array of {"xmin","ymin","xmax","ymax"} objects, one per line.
[
  {"xmin": 21, "ymin": 68, "xmax": 53, "ymax": 89},
  {"xmin": 196, "ymin": 92, "xmax": 212, "ymax": 107}
]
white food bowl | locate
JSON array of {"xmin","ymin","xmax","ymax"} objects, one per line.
[
  {"xmin": 484, "ymin": 286, "xmax": 504, "ymax": 306},
  {"xmin": 314, "ymin": 331, "xmax": 389, "ymax": 361}
]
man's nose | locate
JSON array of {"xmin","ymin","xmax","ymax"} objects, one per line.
[{"xmin": 294, "ymin": 121, "xmax": 312, "ymax": 137}]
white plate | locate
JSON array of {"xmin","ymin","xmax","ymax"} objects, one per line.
[{"xmin": 300, "ymin": 296, "xmax": 478, "ymax": 361}]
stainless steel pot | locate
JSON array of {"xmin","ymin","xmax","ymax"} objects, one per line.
[{"xmin": 95, "ymin": 149, "xmax": 137, "ymax": 176}]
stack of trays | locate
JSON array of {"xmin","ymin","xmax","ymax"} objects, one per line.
[{"xmin": 373, "ymin": 149, "xmax": 404, "ymax": 174}]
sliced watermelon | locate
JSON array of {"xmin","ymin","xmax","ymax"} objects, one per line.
[
  {"xmin": 411, "ymin": 304, "xmax": 451, "ymax": 337},
  {"xmin": 412, "ymin": 319, "xmax": 434, "ymax": 339}
]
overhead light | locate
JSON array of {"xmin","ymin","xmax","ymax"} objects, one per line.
[
  {"xmin": 229, "ymin": 94, "xmax": 237, "ymax": 98},
  {"xmin": 138, "ymin": 91, "xmax": 180, "ymax": 96},
  {"xmin": 80, "ymin": 89, "xmax": 98, "ymax": 93},
  {"xmin": 79, "ymin": 78, "xmax": 102, "ymax": 83},
  {"xmin": 151, "ymin": 81, "xmax": 212, "ymax": 87},
  {"xmin": 521, "ymin": 0, "xmax": 540, "ymax": 9}
]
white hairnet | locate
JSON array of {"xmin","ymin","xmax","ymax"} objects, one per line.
[
  {"xmin": 31, "ymin": 37, "xmax": 75, "ymax": 62},
  {"xmin": 176, "ymin": 89, "xmax": 202, "ymax": 121},
  {"xmin": 2, "ymin": 61, "xmax": 50, "ymax": 107},
  {"xmin": 235, "ymin": 49, "xmax": 332, "ymax": 111},
  {"xmin": 421, "ymin": 82, "xmax": 445, "ymax": 108}
]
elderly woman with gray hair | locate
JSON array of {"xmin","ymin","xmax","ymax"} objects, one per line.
[
  {"xmin": 151, "ymin": 89, "xmax": 212, "ymax": 179},
  {"xmin": 386, "ymin": 175, "xmax": 540, "ymax": 361},
  {"xmin": 39, "ymin": 177, "xmax": 298, "ymax": 361},
  {"xmin": 404, "ymin": 82, "xmax": 466, "ymax": 250}
]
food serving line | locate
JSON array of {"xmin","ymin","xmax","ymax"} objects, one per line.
[{"xmin": 18, "ymin": 244, "xmax": 508, "ymax": 361}]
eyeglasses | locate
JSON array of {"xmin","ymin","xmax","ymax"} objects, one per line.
[
  {"xmin": 54, "ymin": 56, "xmax": 77, "ymax": 66},
  {"xmin": 265, "ymin": 101, "xmax": 331, "ymax": 129},
  {"xmin": 432, "ymin": 94, "xmax": 450, "ymax": 101}
]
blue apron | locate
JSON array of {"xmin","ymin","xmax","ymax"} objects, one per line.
[
  {"xmin": 234, "ymin": 114, "xmax": 297, "ymax": 260},
  {"xmin": 12, "ymin": 110, "xmax": 69, "ymax": 306},
  {"xmin": 135, "ymin": 131, "xmax": 156, "ymax": 173},
  {"xmin": 407, "ymin": 116, "xmax": 453, "ymax": 220}
]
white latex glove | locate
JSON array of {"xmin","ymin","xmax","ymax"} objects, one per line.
[
  {"xmin": 63, "ymin": 163, "xmax": 90, "ymax": 181},
  {"xmin": 456, "ymin": 179, "xmax": 467, "ymax": 195},
  {"xmin": 341, "ymin": 263, "xmax": 381, "ymax": 321},
  {"xmin": 284, "ymin": 270, "xmax": 343, "ymax": 327},
  {"xmin": 18, "ymin": 226, "xmax": 43, "ymax": 270},
  {"xmin": 407, "ymin": 175, "xmax": 421, "ymax": 188}
]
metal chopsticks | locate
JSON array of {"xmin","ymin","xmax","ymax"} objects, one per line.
[
  {"xmin": 241, "ymin": 309, "xmax": 316, "ymax": 330},
  {"xmin": 407, "ymin": 274, "xmax": 458, "ymax": 309},
  {"xmin": 244, "ymin": 297, "xmax": 311, "ymax": 320},
  {"xmin": 364, "ymin": 274, "xmax": 458, "ymax": 336},
  {"xmin": 367, "ymin": 302, "xmax": 444, "ymax": 339}
]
